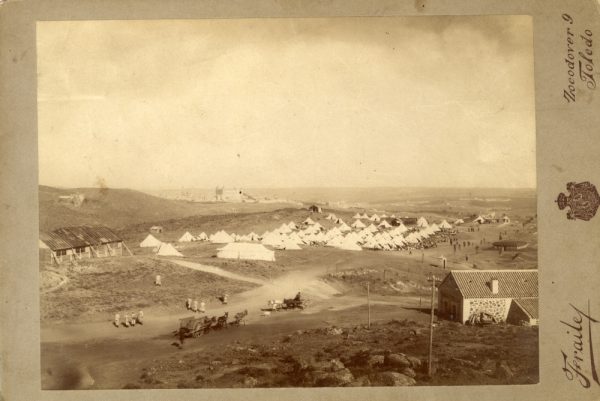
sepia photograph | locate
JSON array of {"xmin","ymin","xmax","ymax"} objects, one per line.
[{"xmin": 37, "ymin": 16, "xmax": 537, "ymax": 390}]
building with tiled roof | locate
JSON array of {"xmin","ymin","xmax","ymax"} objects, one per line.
[
  {"xmin": 39, "ymin": 226, "xmax": 130, "ymax": 265},
  {"xmin": 438, "ymin": 269, "xmax": 538, "ymax": 325}
]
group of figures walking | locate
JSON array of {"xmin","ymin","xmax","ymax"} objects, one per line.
[{"xmin": 186, "ymin": 298, "xmax": 206, "ymax": 313}]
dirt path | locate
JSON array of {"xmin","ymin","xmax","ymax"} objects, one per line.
[
  {"xmin": 167, "ymin": 259, "xmax": 267, "ymax": 285},
  {"xmin": 41, "ymin": 260, "xmax": 341, "ymax": 344}
]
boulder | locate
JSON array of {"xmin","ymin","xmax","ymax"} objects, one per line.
[
  {"xmin": 243, "ymin": 376, "xmax": 259, "ymax": 388},
  {"xmin": 330, "ymin": 359, "xmax": 345, "ymax": 372},
  {"xmin": 326, "ymin": 327, "xmax": 343, "ymax": 336},
  {"xmin": 375, "ymin": 371, "xmax": 416, "ymax": 386},
  {"xmin": 385, "ymin": 353, "xmax": 411, "ymax": 369},
  {"xmin": 313, "ymin": 368, "xmax": 355, "ymax": 386},
  {"xmin": 407, "ymin": 356, "xmax": 421, "ymax": 369},
  {"xmin": 367, "ymin": 355, "xmax": 385, "ymax": 367},
  {"xmin": 495, "ymin": 361, "xmax": 514, "ymax": 380}
]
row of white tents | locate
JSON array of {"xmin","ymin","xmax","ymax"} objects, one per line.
[{"xmin": 139, "ymin": 216, "xmax": 455, "ymax": 259}]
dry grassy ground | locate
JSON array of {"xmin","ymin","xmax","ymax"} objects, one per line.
[{"xmin": 40, "ymin": 256, "xmax": 257, "ymax": 322}]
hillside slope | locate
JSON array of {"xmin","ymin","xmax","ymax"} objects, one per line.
[{"xmin": 39, "ymin": 186, "xmax": 295, "ymax": 232}]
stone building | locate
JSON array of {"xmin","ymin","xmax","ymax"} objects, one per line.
[{"xmin": 437, "ymin": 269, "xmax": 538, "ymax": 325}]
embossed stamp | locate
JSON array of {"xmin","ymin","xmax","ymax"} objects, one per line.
[{"xmin": 556, "ymin": 182, "xmax": 600, "ymax": 221}]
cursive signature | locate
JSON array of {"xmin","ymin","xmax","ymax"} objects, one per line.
[{"xmin": 560, "ymin": 301, "xmax": 600, "ymax": 388}]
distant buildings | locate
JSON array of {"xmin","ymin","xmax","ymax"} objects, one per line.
[
  {"xmin": 39, "ymin": 226, "xmax": 129, "ymax": 265},
  {"xmin": 438, "ymin": 269, "xmax": 538, "ymax": 326},
  {"xmin": 215, "ymin": 187, "xmax": 256, "ymax": 202},
  {"xmin": 57, "ymin": 193, "xmax": 85, "ymax": 207},
  {"xmin": 492, "ymin": 240, "xmax": 529, "ymax": 251},
  {"xmin": 308, "ymin": 205, "xmax": 323, "ymax": 213},
  {"xmin": 150, "ymin": 225, "xmax": 164, "ymax": 234}
]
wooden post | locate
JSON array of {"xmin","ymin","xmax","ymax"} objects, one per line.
[
  {"xmin": 122, "ymin": 242, "xmax": 134, "ymax": 256},
  {"xmin": 427, "ymin": 275, "xmax": 437, "ymax": 377},
  {"xmin": 367, "ymin": 282, "xmax": 371, "ymax": 329}
]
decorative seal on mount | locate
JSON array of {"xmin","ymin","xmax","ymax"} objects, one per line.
[{"xmin": 556, "ymin": 181, "xmax": 600, "ymax": 221}]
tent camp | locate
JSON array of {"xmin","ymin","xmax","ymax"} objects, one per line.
[
  {"xmin": 337, "ymin": 236, "xmax": 362, "ymax": 251},
  {"xmin": 378, "ymin": 220, "xmax": 392, "ymax": 229},
  {"xmin": 369, "ymin": 214, "xmax": 381, "ymax": 222},
  {"xmin": 178, "ymin": 232, "xmax": 195, "ymax": 242},
  {"xmin": 156, "ymin": 243, "xmax": 183, "ymax": 257},
  {"xmin": 217, "ymin": 243, "xmax": 275, "ymax": 261},
  {"xmin": 367, "ymin": 223, "xmax": 379, "ymax": 233},
  {"xmin": 417, "ymin": 217, "xmax": 429, "ymax": 228},
  {"xmin": 140, "ymin": 234, "xmax": 162, "ymax": 248},
  {"xmin": 439, "ymin": 220, "xmax": 452, "ymax": 229},
  {"xmin": 338, "ymin": 223, "xmax": 351, "ymax": 232},
  {"xmin": 210, "ymin": 231, "xmax": 235, "ymax": 244},
  {"xmin": 351, "ymin": 219, "xmax": 366, "ymax": 229}
]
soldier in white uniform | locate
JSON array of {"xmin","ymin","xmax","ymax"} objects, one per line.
[{"xmin": 114, "ymin": 313, "xmax": 120, "ymax": 328}]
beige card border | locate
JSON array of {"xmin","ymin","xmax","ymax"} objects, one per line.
[{"xmin": 1, "ymin": 0, "xmax": 600, "ymax": 400}]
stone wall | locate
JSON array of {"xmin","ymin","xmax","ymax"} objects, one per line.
[{"xmin": 465, "ymin": 298, "xmax": 510, "ymax": 322}]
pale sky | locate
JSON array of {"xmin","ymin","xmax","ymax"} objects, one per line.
[{"xmin": 37, "ymin": 16, "xmax": 535, "ymax": 190}]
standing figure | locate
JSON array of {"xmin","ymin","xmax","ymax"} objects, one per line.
[
  {"xmin": 186, "ymin": 298, "xmax": 192, "ymax": 310},
  {"xmin": 199, "ymin": 301, "xmax": 206, "ymax": 313},
  {"xmin": 155, "ymin": 275, "xmax": 162, "ymax": 286},
  {"xmin": 192, "ymin": 299, "xmax": 198, "ymax": 312},
  {"xmin": 124, "ymin": 313, "xmax": 130, "ymax": 328},
  {"xmin": 114, "ymin": 313, "xmax": 120, "ymax": 328},
  {"xmin": 130, "ymin": 312, "xmax": 137, "ymax": 327},
  {"xmin": 137, "ymin": 310, "xmax": 144, "ymax": 325}
]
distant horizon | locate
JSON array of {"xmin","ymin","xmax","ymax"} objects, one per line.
[{"xmin": 40, "ymin": 183, "xmax": 536, "ymax": 192}]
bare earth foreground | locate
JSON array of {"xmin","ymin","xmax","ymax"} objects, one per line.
[{"xmin": 40, "ymin": 200, "xmax": 538, "ymax": 389}]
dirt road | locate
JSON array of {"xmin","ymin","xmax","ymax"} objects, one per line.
[{"xmin": 41, "ymin": 258, "xmax": 344, "ymax": 344}]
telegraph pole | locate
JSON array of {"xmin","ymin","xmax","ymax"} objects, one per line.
[
  {"xmin": 367, "ymin": 281, "xmax": 371, "ymax": 329},
  {"xmin": 427, "ymin": 274, "xmax": 438, "ymax": 377}
]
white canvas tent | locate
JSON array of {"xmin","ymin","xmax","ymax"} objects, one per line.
[
  {"xmin": 156, "ymin": 242, "xmax": 183, "ymax": 257},
  {"xmin": 217, "ymin": 243, "xmax": 275, "ymax": 261},
  {"xmin": 140, "ymin": 234, "xmax": 162, "ymax": 248},
  {"xmin": 417, "ymin": 217, "xmax": 429, "ymax": 228},
  {"xmin": 378, "ymin": 220, "xmax": 392, "ymax": 229},
  {"xmin": 178, "ymin": 231, "xmax": 195, "ymax": 242},
  {"xmin": 454, "ymin": 219, "xmax": 464, "ymax": 225},
  {"xmin": 439, "ymin": 220, "xmax": 452, "ymax": 229},
  {"xmin": 338, "ymin": 223, "xmax": 351, "ymax": 233},
  {"xmin": 196, "ymin": 232, "xmax": 209, "ymax": 241},
  {"xmin": 352, "ymin": 213, "xmax": 361, "ymax": 219},
  {"xmin": 351, "ymin": 219, "xmax": 366, "ymax": 229},
  {"xmin": 210, "ymin": 231, "xmax": 235, "ymax": 244},
  {"xmin": 303, "ymin": 217, "xmax": 316, "ymax": 225},
  {"xmin": 337, "ymin": 236, "xmax": 362, "ymax": 251},
  {"xmin": 326, "ymin": 213, "xmax": 337, "ymax": 220}
]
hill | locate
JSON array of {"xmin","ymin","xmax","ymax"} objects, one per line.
[{"xmin": 38, "ymin": 186, "xmax": 295, "ymax": 232}]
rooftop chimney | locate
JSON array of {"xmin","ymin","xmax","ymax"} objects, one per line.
[{"xmin": 490, "ymin": 278, "xmax": 499, "ymax": 294}]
